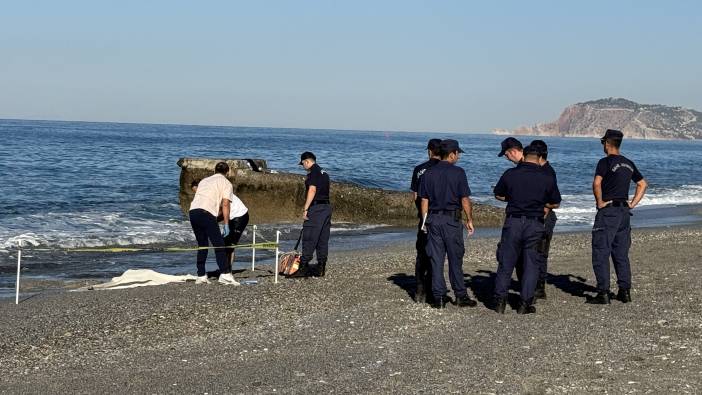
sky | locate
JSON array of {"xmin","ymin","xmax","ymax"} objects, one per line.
[{"xmin": 1, "ymin": 1, "xmax": 700, "ymax": 132}]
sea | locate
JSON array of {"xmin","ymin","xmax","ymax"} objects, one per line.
[{"xmin": 1, "ymin": 119, "xmax": 701, "ymax": 296}]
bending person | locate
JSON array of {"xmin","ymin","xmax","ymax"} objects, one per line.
[
  {"xmin": 188, "ymin": 162, "xmax": 238, "ymax": 285},
  {"xmin": 223, "ymin": 190, "xmax": 250, "ymax": 267}
]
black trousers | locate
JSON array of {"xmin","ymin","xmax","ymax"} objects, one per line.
[
  {"xmin": 495, "ymin": 217, "xmax": 545, "ymax": 302},
  {"xmin": 426, "ymin": 214, "xmax": 467, "ymax": 300},
  {"xmin": 300, "ymin": 204, "xmax": 332, "ymax": 266},
  {"xmin": 189, "ymin": 208, "xmax": 229, "ymax": 277},
  {"xmin": 415, "ymin": 219, "xmax": 432, "ymax": 296},
  {"xmin": 591, "ymin": 206, "xmax": 632, "ymax": 292}
]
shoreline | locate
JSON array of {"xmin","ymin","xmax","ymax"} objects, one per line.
[
  {"xmin": 1, "ymin": 225, "xmax": 701, "ymax": 393},
  {"xmin": 2, "ymin": 204, "xmax": 702, "ymax": 298}
]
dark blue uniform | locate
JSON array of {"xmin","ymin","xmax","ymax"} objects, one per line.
[
  {"xmin": 592, "ymin": 155, "xmax": 643, "ymax": 293},
  {"xmin": 418, "ymin": 161, "xmax": 471, "ymax": 302},
  {"xmin": 411, "ymin": 158, "xmax": 440, "ymax": 301},
  {"xmin": 301, "ymin": 163, "xmax": 332, "ymax": 271},
  {"xmin": 494, "ymin": 162, "xmax": 561, "ymax": 306},
  {"xmin": 538, "ymin": 162, "xmax": 558, "ymax": 288}
]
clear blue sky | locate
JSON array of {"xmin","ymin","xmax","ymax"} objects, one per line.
[{"xmin": 1, "ymin": 1, "xmax": 700, "ymax": 132}]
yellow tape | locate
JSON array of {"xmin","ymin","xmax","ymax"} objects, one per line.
[{"xmin": 24, "ymin": 242, "xmax": 279, "ymax": 253}]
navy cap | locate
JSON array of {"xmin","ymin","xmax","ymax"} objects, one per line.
[
  {"xmin": 498, "ymin": 137, "xmax": 523, "ymax": 157},
  {"xmin": 523, "ymin": 144, "xmax": 540, "ymax": 156},
  {"xmin": 440, "ymin": 139, "xmax": 464, "ymax": 154},
  {"xmin": 529, "ymin": 139, "xmax": 548, "ymax": 156},
  {"xmin": 601, "ymin": 129, "xmax": 623, "ymax": 143},
  {"xmin": 299, "ymin": 151, "xmax": 316, "ymax": 165},
  {"xmin": 426, "ymin": 138, "xmax": 442, "ymax": 150}
]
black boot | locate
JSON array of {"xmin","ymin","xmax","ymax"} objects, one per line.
[
  {"xmin": 493, "ymin": 297, "xmax": 507, "ymax": 314},
  {"xmin": 586, "ymin": 291, "xmax": 611, "ymax": 304},
  {"xmin": 456, "ymin": 295, "xmax": 477, "ymax": 307},
  {"xmin": 616, "ymin": 288, "xmax": 631, "ymax": 303},
  {"xmin": 431, "ymin": 295, "xmax": 451, "ymax": 309},
  {"xmin": 414, "ymin": 284, "xmax": 426, "ymax": 304},
  {"xmin": 534, "ymin": 280, "xmax": 547, "ymax": 300},
  {"xmin": 286, "ymin": 263, "xmax": 311, "ymax": 278},
  {"xmin": 517, "ymin": 299, "xmax": 536, "ymax": 314},
  {"xmin": 310, "ymin": 262, "xmax": 326, "ymax": 278}
]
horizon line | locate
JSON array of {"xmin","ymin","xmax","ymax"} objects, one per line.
[{"xmin": 0, "ymin": 116, "xmax": 493, "ymax": 136}]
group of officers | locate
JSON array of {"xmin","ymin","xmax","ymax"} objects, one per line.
[
  {"xmin": 411, "ymin": 129, "xmax": 647, "ymax": 313},
  {"xmin": 188, "ymin": 129, "xmax": 648, "ymax": 315}
]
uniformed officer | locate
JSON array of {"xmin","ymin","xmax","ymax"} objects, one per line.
[
  {"xmin": 410, "ymin": 138, "xmax": 442, "ymax": 303},
  {"xmin": 588, "ymin": 129, "xmax": 647, "ymax": 304},
  {"xmin": 497, "ymin": 137, "xmax": 525, "ymax": 284},
  {"xmin": 493, "ymin": 145, "xmax": 561, "ymax": 314},
  {"xmin": 288, "ymin": 151, "xmax": 332, "ymax": 278},
  {"xmin": 529, "ymin": 139, "xmax": 558, "ymax": 299},
  {"xmin": 418, "ymin": 139, "xmax": 478, "ymax": 309},
  {"xmin": 498, "ymin": 137, "xmax": 524, "ymax": 165}
]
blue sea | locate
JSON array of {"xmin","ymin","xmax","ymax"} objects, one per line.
[{"xmin": 1, "ymin": 119, "xmax": 701, "ymax": 294}]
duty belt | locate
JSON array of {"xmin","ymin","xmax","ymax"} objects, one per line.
[
  {"xmin": 507, "ymin": 214, "xmax": 545, "ymax": 223},
  {"xmin": 429, "ymin": 209, "xmax": 458, "ymax": 215},
  {"xmin": 605, "ymin": 201, "xmax": 629, "ymax": 207},
  {"xmin": 310, "ymin": 200, "xmax": 330, "ymax": 206}
]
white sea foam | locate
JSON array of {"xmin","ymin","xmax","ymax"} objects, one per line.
[{"xmin": 1, "ymin": 185, "xmax": 700, "ymax": 250}]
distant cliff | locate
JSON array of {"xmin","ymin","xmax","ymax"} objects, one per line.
[{"xmin": 496, "ymin": 98, "xmax": 702, "ymax": 140}]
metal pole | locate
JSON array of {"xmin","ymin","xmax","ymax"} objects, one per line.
[
  {"xmin": 251, "ymin": 224, "xmax": 257, "ymax": 271},
  {"xmin": 15, "ymin": 244, "xmax": 22, "ymax": 305},
  {"xmin": 275, "ymin": 231, "xmax": 280, "ymax": 284}
]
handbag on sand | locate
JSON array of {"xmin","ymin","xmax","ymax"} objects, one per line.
[{"xmin": 278, "ymin": 229, "xmax": 303, "ymax": 275}]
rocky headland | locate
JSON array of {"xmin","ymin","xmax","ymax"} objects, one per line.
[
  {"xmin": 177, "ymin": 158, "xmax": 503, "ymax": 228},
  {"xmin": 496, "ymin": 98, "xmax": 702, "ymax": 140}
]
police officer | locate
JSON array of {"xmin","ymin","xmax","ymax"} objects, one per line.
[
  {"xmin": 497, "ymin": 137, "xmax": 525, "ymax": 284},
  {"xmin": 418, "ymin": 139, "xmax": 478, "ymax": 309},
  {"xmin": 288, "ymin": 151, "xmax": 332, "ymax": 278},
  {"xmin": 529, "ymin": 139, "xmax": 558, "ymax": 299},
  {"xmin": 410, "ymin": 138, "xmax": 442, "ymax": 303},
  {"xmin": 498, "ymin": 137, "xmax": 523, "ymax": 165},
  {"xmin": 493, "ymin": 145, "xmax": 561, "ymax": 314},
  {"xmin": 588, "ymin": 129, "xmax": 647, "ymax": 304}
]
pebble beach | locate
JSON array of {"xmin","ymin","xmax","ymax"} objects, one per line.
[{"xmin": 1, "ymin": 226, "xmax": 701, "ymax": 394}]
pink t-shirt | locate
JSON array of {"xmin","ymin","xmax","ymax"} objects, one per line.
[{"xmin": 189, "ymin": 173, "xmax": 233, "ymax": 217}]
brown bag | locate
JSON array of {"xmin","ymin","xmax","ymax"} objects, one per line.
[{"xmin": 278, "ymin": 229, "xmax": 303, "ymax": 275}]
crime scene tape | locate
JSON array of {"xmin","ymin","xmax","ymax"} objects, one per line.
[{"xmin": 20, "ymin": 242, "xmax": 280, "ymax": 253}]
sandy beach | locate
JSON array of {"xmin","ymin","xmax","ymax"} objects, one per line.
[{"xmin": 1, "ymin": 225, "xmax": 701, "ymax": 394}]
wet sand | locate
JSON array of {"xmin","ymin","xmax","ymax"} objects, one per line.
[{"xmin": 1, "ymin": 226, "xmax": 701, "ymax": 393}]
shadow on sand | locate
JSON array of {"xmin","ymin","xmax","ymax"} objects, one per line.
[{"xmin": 388, "ymin": 269, "xmax": 598, "ymax": 309}]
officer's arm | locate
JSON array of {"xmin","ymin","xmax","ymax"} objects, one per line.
[
  {"xmin": 545, "ymin": 202, "xmax": 559, "ymax": 209},
  {"xmin": 303, "ymin": 185, "xmax": 317, "ymax": 215},
  {"xmin": 592, "ymin": 175, "xmax": 610, "ymax": 209},
  {"xmin": 421, "ymin": 198, "xmax": 429, "ymax": 218},
  {"xmin": 629, "ymin": 178, "xmax": 648, "ymax": 209},
  {"xmin": 461, "ymin": 197, "xmax": 475, "ymax": 235}
]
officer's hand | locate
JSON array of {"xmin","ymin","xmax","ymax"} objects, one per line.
[
  {"xmin": 465, "ymin": 220, "xmax": 475, "ymax": 236},
  {"xmin": 222, "ymin": 224, "xmax": 230, "ymax": 237},
  {"xmin": 302, "ymin": 209, "xmax": 309, "ymax": 221},
  {"xmin": 627, "ymin": 200, "xmax": 636, "ymax": 209},
  {"xmin": 597, "ymin": 200, "xmax": 612, "ymax": 209}
]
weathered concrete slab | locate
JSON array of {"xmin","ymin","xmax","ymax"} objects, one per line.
[{"xmin": 177, "ymin": 157, "xmax": 502, "ymax": 227}]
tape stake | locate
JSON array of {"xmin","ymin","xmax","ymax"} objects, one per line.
[{"xmin": 15, "ymin": 248, "xmax": 21, "ymax": 305}]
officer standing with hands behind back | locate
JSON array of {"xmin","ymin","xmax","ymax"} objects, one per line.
[
  {"xmin": 588, "ymin": 129, "xmax": 647, "ymax": 304},
  {"xmin": 288, "ymin": 151, "xmax": 332, "ymax": 278},
  {"xmin": 418, "ymin": 139, "xmax": 478, "ymax": 309},
  {"xmin": 493, "ymin": 145, "xmax": 561, "ymax": 314}
]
